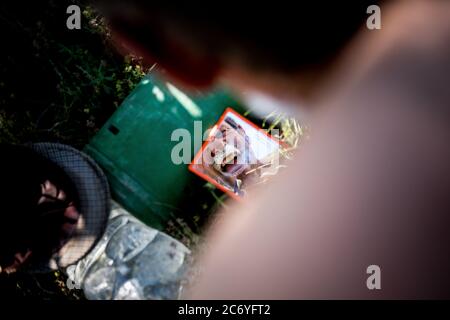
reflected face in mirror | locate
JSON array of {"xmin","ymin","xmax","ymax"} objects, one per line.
[
  {"xmin": 205, "ymin": 118, "xmax": 256, "ymax": 180},
  {"xmin": 190, "ymin": 110, "xmax": 281, "ymax": 198}
]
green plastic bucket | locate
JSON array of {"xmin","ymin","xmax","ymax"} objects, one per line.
[{"xmin": 84, "ymin": 72, "xmax": 246, "ymax": 229}]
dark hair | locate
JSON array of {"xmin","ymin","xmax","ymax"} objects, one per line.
[
  {"xmin": 0, "ymin": 144, "xmax": 78, "ymax": 269},
  {"xmin": 97, "ymin": 1, "xmax": 381, "ymax": 74},
  {"xmin": 224, "ymin": 117, "xmax": 240, "ymax": 130}
]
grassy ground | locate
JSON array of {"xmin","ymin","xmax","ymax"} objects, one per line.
[
  {"xmin": 0, "ymin": 1, "xmax": 305, "ymax": 299},
  {"xmin": 0, "ymin": 1, "xmax": 146, "ymax": 148}
]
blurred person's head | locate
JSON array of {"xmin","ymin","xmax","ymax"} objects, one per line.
[
  {"xmin": 95, "ymin": 1, "xmax": 450, "ymax": 299},
  {"xmin": 97, "ymin": 1, "xmax": 381, "ymax": 100},
  {"xmin": 0, "ymin": 144, "xmax": 80, "ymax": 274}
]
